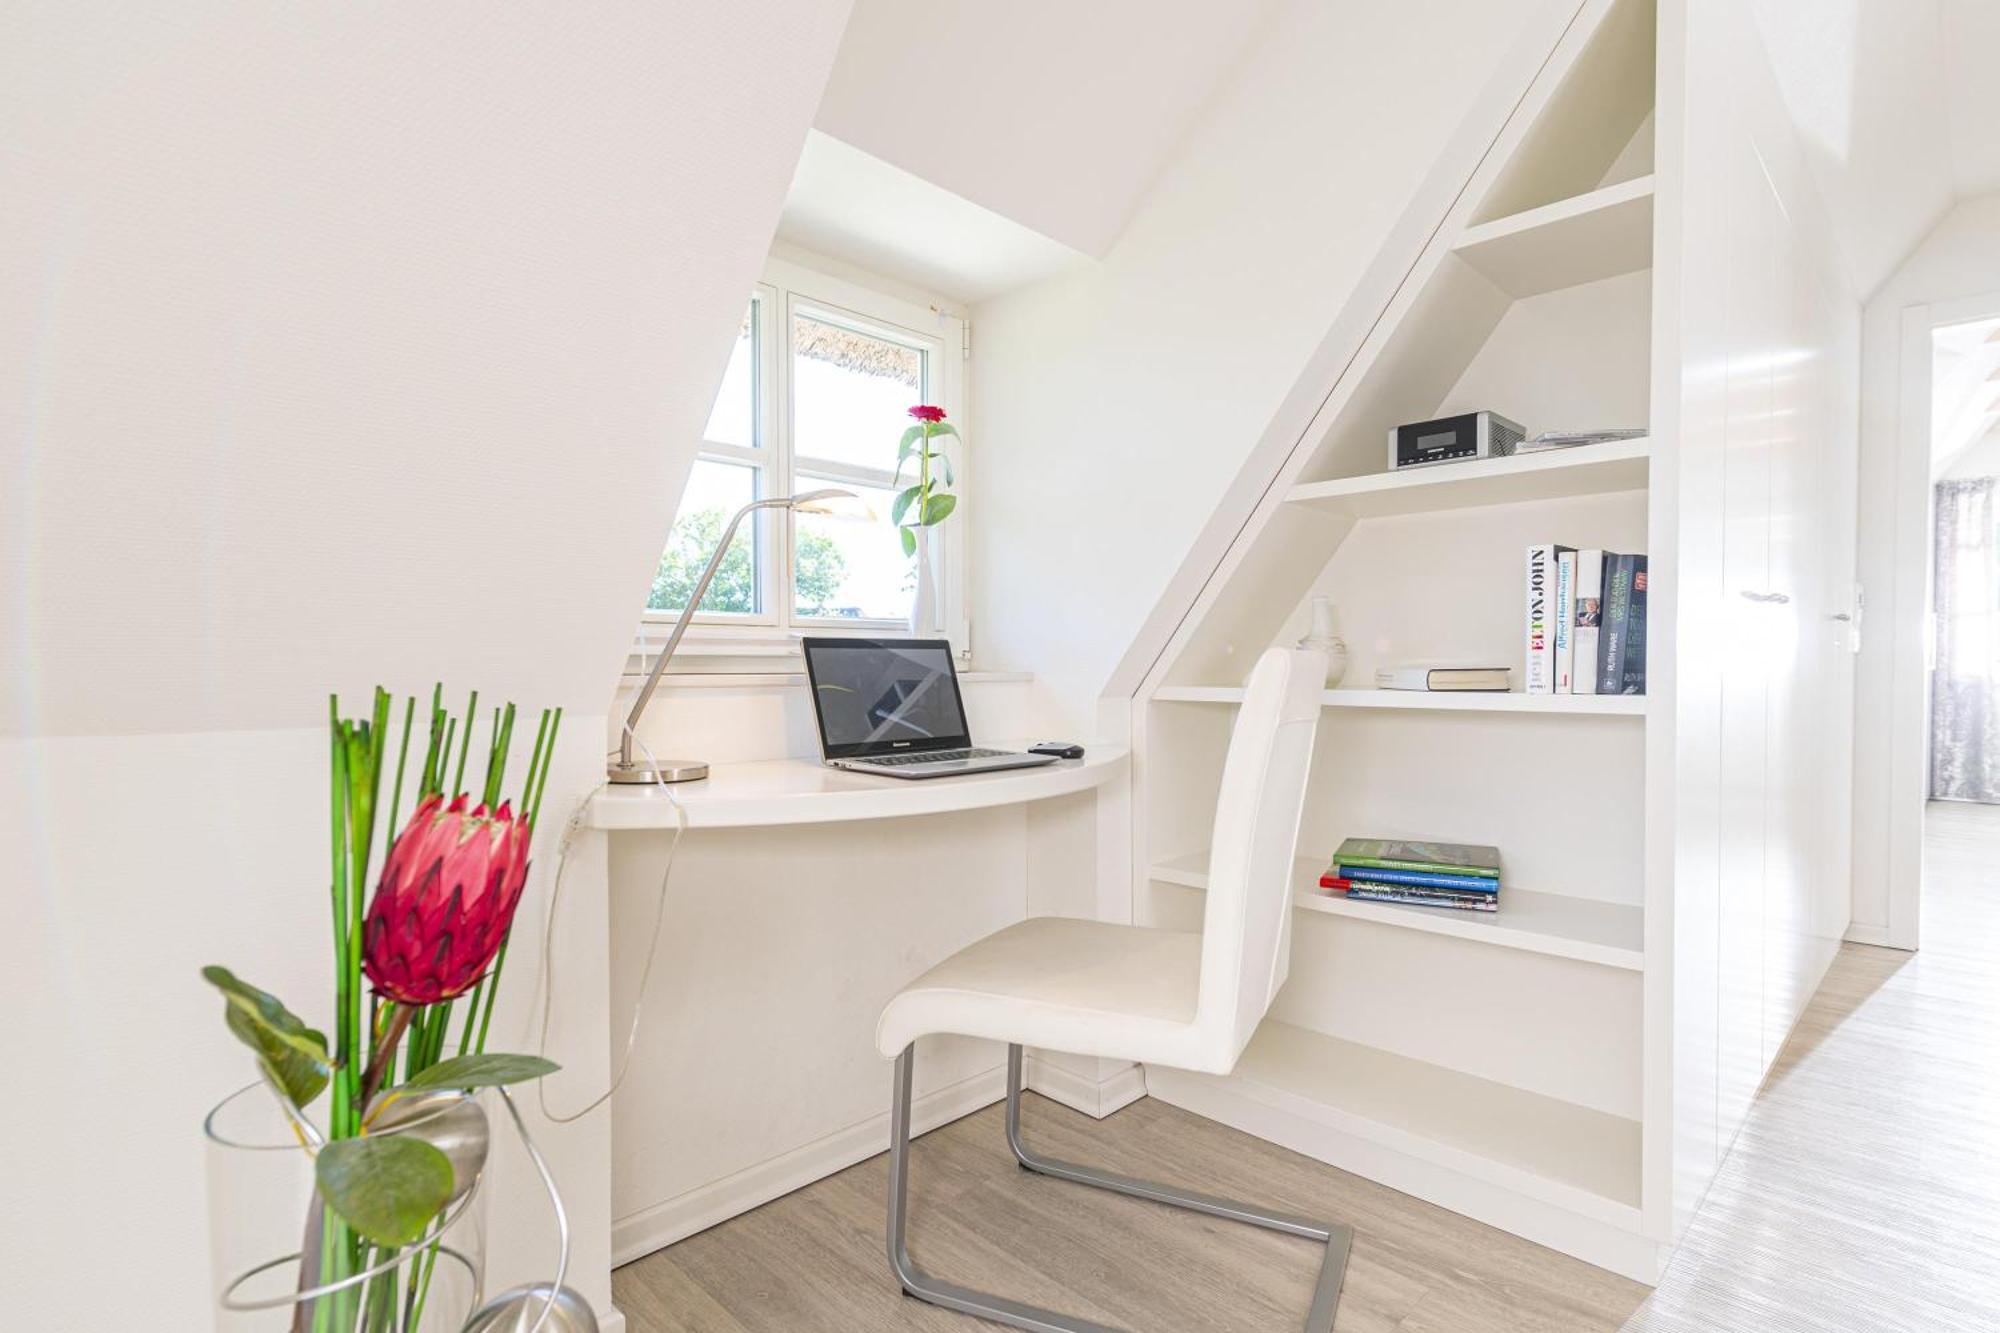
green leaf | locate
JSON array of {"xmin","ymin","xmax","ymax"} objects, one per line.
[
  {"xmin": 938, "ymin": 453, "xmax": 955, "ymax": 485},
  {"xmin": 315, "ymin": 1135, "xmax": 454, "ymax": 1247},
  {"xmin": 400, "ymin": 1053, "xmax": 560, "ymax": 1093},
  {"xmin": 890, "ymin": 485, "xmax": 922, "ymax": 526},
  {"xmin": 899, "ymin": 525, "xmax": 917, "ymax": 557},
  {"xmin": 922, "ymin": 492, "xmax": 958, "ymax": 526},
  {"xmin": 928, "ymin": 421, "xmax": 960, "ymax": 440},
  {"xmin": 203, "ymin": 965, "xmax": 331, "ymax": 1107},
  {"xmin": 898, "ymin": 424, "xmax": 925, "ymax": 454}
]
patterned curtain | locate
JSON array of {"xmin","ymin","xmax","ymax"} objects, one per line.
[{"xmin": 1932, "ymin": 477, "xmax": 2000, "ymax": 802}]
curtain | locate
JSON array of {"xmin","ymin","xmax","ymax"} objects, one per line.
[{"xmin": 1932, "ymin": 476, "xmax": 2000, "ymax": 802}]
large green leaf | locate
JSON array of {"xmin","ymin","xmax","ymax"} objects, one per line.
[
  {"xmin": 890, "ymin": 485, "xmax": 922, "ymax": 526},
  {"xmin": 401, "ymin": 1053, "xmax": 560, "ymax": 1093},
  {"xmin": 928, "ymin": 421, "xmax": 959, "ymax": 439},
  {"xmin": 203, "ymin": 965, "xmax": 330, "ymax": 1107},
  {"xmin": 316, "ymin": 1135, "xmax": 454, "ymax": 1248},
  {"xmin": 921, "ymin": 492, "xmax": 958, "ymax": 526},
  {"xmin": 898, "ymin": 424, "xmax": 925, "ymax": 454}
]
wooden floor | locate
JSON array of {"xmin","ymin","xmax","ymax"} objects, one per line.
[{"xmin": 615, "ymin": 803, "xmax": 2000, "ymax": 1331}]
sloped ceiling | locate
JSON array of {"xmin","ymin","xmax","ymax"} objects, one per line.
[
  {"xmin": 1750, "ymin": 0, "xmax": 2000, "ymax": 297},
  {"xmin": 1, "ymin": 1, "xmax": 852, "ymax": 736},
  {"xmin": 812, "ymin": 0, "xmax": 1281, "ymax": 259}
]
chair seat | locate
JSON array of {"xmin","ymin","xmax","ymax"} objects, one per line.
[{"xmin": 876, "ymin": 916, "xmax": 1206, "ymax": 1068}]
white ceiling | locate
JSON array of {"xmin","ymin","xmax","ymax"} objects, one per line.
[
  {"xmin": 1750, "ymin": 0, "xmax": 2000, "ymax": 296},
  {"xmin": 812, "ymin": 0, "xmax": 1280, "ymax": 261},
  {"xmin": 776, "ymin": 130, "xmax": 1087, "ymax": 304}
]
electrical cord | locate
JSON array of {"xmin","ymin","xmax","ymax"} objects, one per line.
[{"xmin": 532, "ymin": 723, "xmax": 686, "ymax": 1124}]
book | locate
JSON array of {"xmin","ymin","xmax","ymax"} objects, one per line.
[
  {"xmin": 1571, "ymin": 550, "xmax": 1605, "ymax": 696},
  {"xmin": 1332, "ymin": 837, "xmax": 1501, "ymax": 878},
  {"xmin": 1322, "ymin": 879, "xmax": 1498, "ymax": 912},
  {"xmin": 1599, "ymin": 553, "xmax": 1649, "ymax": 694},
  {"xmin": 1330, "ymin": 864, "xmax": 1498, "ymax": 893},
  {"xmin": 1373, "ymin": 664, "xmax": 1511, "ymax": 692},
  {"xmin": 1524, "ymin": 543, "xmax": 1574, "ymax": 694},
  {"xmin": 1554, "ymin": 549, "xmax": 1577, "ymax": 693}
]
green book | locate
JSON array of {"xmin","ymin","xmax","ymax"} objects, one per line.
[{"xmin": 1332, "ymin": 837, "xmax": 1501, "ymax": 879}]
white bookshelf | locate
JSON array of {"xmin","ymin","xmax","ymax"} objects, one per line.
[
  {"xmin": 1452, "ymin": 175, "xmax": 1655, "ymax": 299},
  {"xmin": 1149, "ymin": 852, "xmax": 1645, "ymax": 972},
  {"xmin": 1152, "ymin": 685, "xmax": 1646, "ymax": 715},
  {"xmin": 1285, "ymin": 436, "xmax": 1649, "ymax": 520},
  {"xmin": 1125, "ymin": 0, "xmax": 1671, "ymax": 1286}
]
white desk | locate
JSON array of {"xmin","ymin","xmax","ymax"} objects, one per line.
[{"xmin": 586, "ymin": 744, "xmax": 1128, "ymax": 831}]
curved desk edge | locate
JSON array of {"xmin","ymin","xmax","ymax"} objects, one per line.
[{"xmin": 586, "ymin": 745, "xmax": 1129, "ymax": 831}]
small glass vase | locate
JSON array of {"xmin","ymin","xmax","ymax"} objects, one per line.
[
  {"xmin": 205, "ymin": 1081, "xmax": 488, "ymax": 1332},
  {"xmin": 1297, "ymin": 596, "xmax": 1351, "ymax": 687}
]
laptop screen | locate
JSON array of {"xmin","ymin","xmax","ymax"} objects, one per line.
[{"xmin": 802, "ymin": 638, "xmax": 971, "ymax": 759}]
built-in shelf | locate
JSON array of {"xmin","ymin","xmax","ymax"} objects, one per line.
[
  {"xmin": 1284, "ymin": 437, "xmax": 1650, "ymax": 520},
  {"xmin": 1151, "ymin": 685, "xmax": 1646, "ymax": 716},
  {"xmin": 1145, "ymin": 1019, "xmax": 1643, "ymax": 1224},
  {"xmin": 1453, "ymin": 175, "xmax": 1655, "ymax": 298},
  {"xmin": 1150, "ymin": 852, "xmax": 1644, "ymax": 971}
]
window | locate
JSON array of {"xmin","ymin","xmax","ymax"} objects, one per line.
[{"xmin": 645, "ymin": 259, "xmax": 966, "ymax": 657}]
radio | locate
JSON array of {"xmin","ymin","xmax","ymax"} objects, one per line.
[{"xmin": 1387, "ymin": 411, "xmax": 1525, "ymax": 470}]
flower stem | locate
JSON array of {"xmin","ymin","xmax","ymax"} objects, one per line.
[{"xmin": 358, "ymin": 1003, "xmax": 415, "ymax": 1112}]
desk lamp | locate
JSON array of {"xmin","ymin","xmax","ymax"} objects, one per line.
[{"xmin": 610, "ymin": 489, "xmax": 859, "ymax": 784}]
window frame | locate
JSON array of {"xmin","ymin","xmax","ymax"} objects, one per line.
[{"xmin": 641, "ymin": 258, "xmax": 968, "ymax": 660}]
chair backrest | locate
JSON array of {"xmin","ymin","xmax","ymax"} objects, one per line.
[{"xmin": 1190, "ymin": 647, "xmax": 1326, "ymax": 1073}]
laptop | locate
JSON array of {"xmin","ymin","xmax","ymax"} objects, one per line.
[{"xmin": 802, "ymin": 637, "xmax": 1059, "ymax": 779}]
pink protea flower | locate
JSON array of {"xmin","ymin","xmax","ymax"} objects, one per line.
[{"xmin": 362, "ymin": 794, "xmax": 531, "ymax": 1005}]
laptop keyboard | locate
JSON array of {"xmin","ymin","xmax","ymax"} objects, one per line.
[{"xmin": 866, "ymin": 748, "xmax": 1016, "ymax": 766}]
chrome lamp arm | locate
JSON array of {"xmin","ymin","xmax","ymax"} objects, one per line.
[{"xmin": 611, "ymin": 489, "xmax": 855, "ymax": 784}]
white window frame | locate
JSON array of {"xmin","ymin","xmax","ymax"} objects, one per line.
[{"xmin": 640, "ymin": 258, "xmax": 968, "ymax": 664}]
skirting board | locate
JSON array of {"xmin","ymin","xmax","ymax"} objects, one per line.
[
  {"xmin": 599, "ymin": 1309, "xmax": 627, "ymax": 1333},
  {"xmin": 611, "ymin": 1055, "xmax": 1140, "ymax": 1266},
  {"xmin": 1842, "ymin": 920, "xmax": 1910, "ymax": 950},
  {"xmin": 1144, "ymin": 1065, "xmax": 1669, "ymax": 1286}
]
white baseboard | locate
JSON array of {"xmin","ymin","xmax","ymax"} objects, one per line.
[
  {"xmin": 612, "ymin": 1066, "xmax": 1004, "ymax": 1267},
  {"xmin": 1842, "ymin": 920, "xmax": 1910, "ymax": 949},
  {"xmin": 598, "ymin": 1307, "xmax": 627, "ymax": 1333},
  {"xmin": 1025, "ymin": 1055, "xmax": 1146, "ymax": 1119}
]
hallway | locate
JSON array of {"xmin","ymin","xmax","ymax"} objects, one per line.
[{"xmin": 1627, "ymin": 800, "xmax": 2000, "ymax": 1331}]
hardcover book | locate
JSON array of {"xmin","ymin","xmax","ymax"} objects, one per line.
[
  {"xmin": 1572, "ymin": 549, "xmax": 1605, "ymax": 696},
  {"xmin": 1554, "ymin": 549, "xmax": 1577, "ymax": 693},
  {"xmin": 1323, "ymin": 880, "xmax": 1499, "ymax": 913},
  {"xmin": 1524, "ymin": 543, "xmax": 1574, "ymax": 694},
  {"xmin": 1374, "ymin": 664, "xmax": 1511, "ymax": 692},
  {"xmin": 1599, "ymin": 553, "xmax": 1649, "ymax": 694},
  {"xmin": 1330, "ymin": 864, "xmax": 1499, "ymax": 893},
  {"xmin": 1331, "ymin": 837, "xmax": 1501, "ymax": 878}
]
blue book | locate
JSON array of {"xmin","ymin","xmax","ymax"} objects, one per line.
[{"xmin": 1333, "ymin": 864, "xmax": 1499, "ymax": 893}]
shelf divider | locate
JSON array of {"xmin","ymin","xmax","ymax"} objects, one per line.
[
  {"xmin": 1286, "ymin": 437, "xmax": 1649, "ymax": 520},
  {"xmin": 1151, "ymin": 685, "xmax": 1646, "ymax": 716},
  {"xmin": 1453, "ymin": 174, "xmax": 1654, "ymax": 298}
]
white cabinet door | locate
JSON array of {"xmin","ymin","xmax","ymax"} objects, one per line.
[{"xmin": 1715, "ymin": 118, "xmax": 1777, "ymax": 1148}]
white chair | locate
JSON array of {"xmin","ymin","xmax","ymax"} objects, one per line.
[{"xmin": 876, "ymin": 647, "xmax": 1346, "ymax": 1333}]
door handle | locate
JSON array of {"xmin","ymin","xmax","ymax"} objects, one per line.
[
  {"xmin": 1740, "ymin": 590, "xmax": 1791, "ymax": 604},
  {"xmin": 1830, "ymin": 612, "xmax": 1852, "ymax": 622}
]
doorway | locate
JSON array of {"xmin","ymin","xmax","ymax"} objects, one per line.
[{"xmin": 1885, "ymin": 299, "xmax": 2000, "ymax": 950}]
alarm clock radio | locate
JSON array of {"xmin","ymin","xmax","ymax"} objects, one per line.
[{"xmin": 1387, "ymin": 411, "xmax": 1526, "ymax": 470}]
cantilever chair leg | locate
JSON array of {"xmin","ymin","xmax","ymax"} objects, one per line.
[{"xmin": 887, "ymin": 1043, "xmax": 1351, "ymax": 1333}]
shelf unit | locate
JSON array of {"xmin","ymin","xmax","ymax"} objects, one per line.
[
  {"xmin": 1151, "ymin": 685, "xmax": 1646, "ymax": 714},
  {"xmin": 1124, "ymin": 0, "xmax": 1674, "ymax": 1285},
  {"xmin": 1149, "ymin": 853, "xmax": 1645, "ymax": 971}
]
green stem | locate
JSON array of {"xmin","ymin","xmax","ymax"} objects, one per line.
[
  {"xmin": 451, "ymin": 690, "xmax": 477, "ymax": 794},
  {"xmin": 328, "ymin": 705, "xmax": 353, "ymax": 1140}
]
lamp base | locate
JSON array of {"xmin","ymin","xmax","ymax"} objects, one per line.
[{"xmin": 606, "ymin": 758, "xmax": 710, "ymax": 784}]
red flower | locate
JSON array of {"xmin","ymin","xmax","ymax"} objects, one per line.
[
  {"xmin": 907, "ymin": 405, "xmax": 946, "ymax": 423},
  {"xmin": 361, "ymin": 794, "xmax": 532, "ymax": 1006}
]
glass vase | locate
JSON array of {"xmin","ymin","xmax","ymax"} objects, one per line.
[{"xmin": 205, "ymin": 1081, "xmax": 488, "ymax": 1332}]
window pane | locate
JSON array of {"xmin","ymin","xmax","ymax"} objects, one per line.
[
  {"xmin": 792, "ymin": 311, "xmax": 925, "ymax": 470},
  {"xmin": 649, "ymin": 460, "xmax": 760, "ymax": 615},
  {"xmin": 703, "ymin": 303, "xmax": 757, "ymax": 448},
  {"xmin": 793, "ymin": 476, "xmax": 918, "ymax": 622}
]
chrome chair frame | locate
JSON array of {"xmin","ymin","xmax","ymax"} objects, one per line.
[{"xmin": 886, "ymin": 1043, "xmax": 1351, "ymax": 1333}]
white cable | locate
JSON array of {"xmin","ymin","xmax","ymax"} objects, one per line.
[{"xmin": 533, "ymin": 723, "xmax": 685, "ymax": 1124}]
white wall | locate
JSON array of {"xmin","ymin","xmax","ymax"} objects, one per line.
[
  {"xmin": 1850, "ymin": 194, "xmax": 2000, "ymax": 943},
  {"xmin": 1, "ymin": 3, "xmax": 850, "ymax": 1326},
  {"xmin": 967, "ymin": 0, "xmax": 1555, "ymax": 734},
  {"xmin": 1942, "ymin": 425, "xmax": 2000, "ymax": 480}
]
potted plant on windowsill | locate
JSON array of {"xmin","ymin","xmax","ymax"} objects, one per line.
[{"xmin": 895, "ymin": 404, "xmax": 958, "ymax": 634}]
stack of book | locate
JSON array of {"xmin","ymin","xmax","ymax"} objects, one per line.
[
  {"xmin": 1319, "ymin": 837, "xmax": 1501, "ymax": 913},
  {"xmin": 1525, "ymin": 544, "xmax": 1647, "ymax": 695}
]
